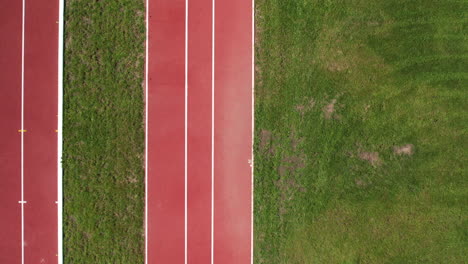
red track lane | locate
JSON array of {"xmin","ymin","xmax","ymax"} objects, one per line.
[
  {"xmin": 147, "ymin": 0, "xmax": 253, "ymax": 263},
  {"xmin": 0, "ymin": 1, "xmax": 22, "ymax": 263},
  {"xmin": 0, "ymin": 1, "xmax": 59, "ymax": 263},
  {"xmin": 214, "ymin": 0, "xmax": 253, "ymax": 262},
  {"xmin": 187, "ymin": 0, "xmax": 212, "ymax": 263},
  {"xmin": 23, "ymin": 1, "xmax": 59, "ymax": 263},
  {"xmin": 147, "ymin": 0, "xmax": 186, "ymax": 262}
]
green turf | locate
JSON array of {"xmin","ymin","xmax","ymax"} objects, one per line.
[
  {"xmin": 62, "ymin": 0, "xmax": 145, "ymax": 262},
  {"xmin": 254, "ymin": 0, "xmax": 468, "ymax": 263}
]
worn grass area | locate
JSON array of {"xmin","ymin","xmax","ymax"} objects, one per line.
[
  {"xmin": 254, "ymin": 0, "xmax": 468, "ymax": 263},
  {"xmin": 63, "ymin": 0, "xmax": 145, "ymax": 262}
]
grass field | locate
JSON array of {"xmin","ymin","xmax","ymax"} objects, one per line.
[
  {"xmin": 63, "ymin": 0, "xmax": 145, "ymax": 262},
  {"xmin": 254, "ymin": 0, "xmax": 468, "ymax": 263}
]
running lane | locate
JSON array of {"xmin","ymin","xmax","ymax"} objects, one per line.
[
  {"xmin": 147, "ymin": 0, "xmax": 186, "ymax": 262},
  {"xmin": 23, "ymin": 0, "xmax": 60, "ymax": 263},
  {"xmin": 146, "ymin": 0, "xmax": 253, "ymax": 263},
  {"xmin": 214, "ymin": 0, "xmax": 253, "ymax": 262},
  {"xmin": 187, "ymin": 0, "xmax": 212, "ymax": 263},
  {"xmin": 0, "ymin": 0, "xmax": 60, "ymax": 263},
  {"xmin": 0, "ymin": 1, "xmax": 22, "ymax": 262}
]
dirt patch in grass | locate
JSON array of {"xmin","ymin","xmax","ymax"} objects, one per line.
[
  {"xmin": 278, "ymin": 131, "xmax": 306, "ymax": 177},
  {"xmin": 289, "ymin": 130, "xmax": 305, "ymax": 152},
  {"xmin": 295, "ymin": 105, "xmax": 306, "ymax": 115},
  {"xmin": 359, "ymin": 151, "xmax": 381, "ymax": 166},
  {"xmin": 83, "ymin": 231, "xmax": 92, "ymax": 240},
  {"xmin": 259, "ymin": 129, "xmax": 276, "ymax": 155},
  {"xmin": 275, "ymin": 130, "xmax": 308, "ymax": 217},
  {"xmin": 323, "ymin": 99, "xmax": 338, "ymax": 119},
  {"xmin": 83, "ymin": 17, "xmax": 92, "ymax": 25},
  {"xmin": 295, "ymin": 97, "xmax": 316, "ymax": 117},
  {"xmin": 355, "ymin": 178, "xmax": 368, "ymax": 187},
  {"xmin": 394, "ymin": 144, "xmax": 415, "ymax": 156},
  {"xmin": 136, "ymin": 10, "xmax": 144, "ymax": 17},
  {"xmin": 127, "ymin": 175, "xmax": 138, "ymax": 184},
  {"xmin": 278, "ymin": 154, "xmax": 306, "ymax": 178},
  {"xmin": 260, "ymin": 130, "xmax": 272, "ymax": 148},
  {"xmin": 327, "ymin": 60, "xmax": 349, "ymax": 73},
  {"xmin": 282, "ymin": 155, "xmax": 306, "ymax": 172},
  {"xmin": 275, "ymin": 176, "xmax": 306, "ymax": 216}
]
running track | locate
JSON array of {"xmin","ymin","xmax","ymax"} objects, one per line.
[
  {"xmin": 146, "ymin": 0, "xmax": 254, "ymax": 263},
  {"xmin": 0, "ymin": 0, "xmax": 63, "ymax": 263}
]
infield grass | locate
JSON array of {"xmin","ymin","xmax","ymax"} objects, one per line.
[
  {"xmin": 254, "ymin": 0, "xmax": 468, "ymax": 263},
  {"xmin": 62, "ymin": 0, "xmax": 145, "ymax": 262}
]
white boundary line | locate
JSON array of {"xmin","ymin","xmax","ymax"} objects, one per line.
[
  {"xmin": 144, "ymin": 0, "xmax": 149, "ymax": 261},
  {"xmin": 185, "ymin": 0, "xmax": 189, "ymax": 263},
  {"xmin": 21, "ymin": 1, "xmax": 26, "ymax": 263},
  {"xmin": 211, "ymin": 0, "xmax": 215, "ymax": 263},
  {"xmin": 57, "ymin": 0, "xmax": 64, "ymax": 263},
  {"xmin": 251, "ymin": 0, "xmax": 255, "ymax": 263}
]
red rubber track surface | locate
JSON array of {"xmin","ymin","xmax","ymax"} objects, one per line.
[
  {"xmin": 214, "ymin": 0, "xmax": 252, "ymax": 264},
  {"xmin": 147, "ymin": 0, "xmax": 186, "ymax": 262},
  {"xmin": 0, "ymin": 0, "xmax": 59, "ymax": 263},
  {"xmin": 147, "ymin": 0, "xmax": 252, "ymax": 263},
  {"xmin": 188, "ymin": 0, "xmax": 212, "ymax": 263},
  {"xmin": 24, "ymin": 0, "xmax": 59, "ymax": 262},
  {"xmin": 214, "ymin": 0, "xmax": 253, "ymax": 262},
  {"xmin": 0, "ymin": 0, "xmax": 22, "ymax": 262}
]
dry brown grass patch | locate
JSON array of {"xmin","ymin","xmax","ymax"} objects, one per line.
[
  {"xmin": 359, "ymin": 151, "xmax": 382, "ymax": 166},
  {"xmin": 259, "ymin": 129, "xmax": 277, "ymax": 155},
  {"xmin": 323, "ymin": 99, "xmax": 337, "ymax": 119},
  {"xmin": 295, "ymin": 97, "xmax": 316, "ymax": 117},
  {"xmin": 394, "ymin": 144, "xmax": 415, "ymax": 156}
]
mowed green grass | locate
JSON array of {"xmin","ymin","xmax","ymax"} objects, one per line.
[
  {"xmin": 63, "ymin": 0, "xmax": 145, "ymax": 262},
  {"xmin": 254, "ymin": 0, "xmax": 467, "ymax": 263}
]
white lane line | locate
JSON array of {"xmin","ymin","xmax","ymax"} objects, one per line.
[
  {"xmin": 211, "ymin": 0, "xmax": 215, "ymax": 263},
  {"xmin": 185, "ymin": 0, "xmax": 188, "ymax": 263},
  {"xmin": 57, "ymin": 0, "xmax": 64, "ymax": 262},
  {"xmin": 251, "ymin": 0, "xmax": 255, "ymax": 263},
  {"xmin": 21, "ymin": 0, "xmax": 25, "ymax": 263},
  {"xmin": 144, "ymin": 0, "xmax": 149, "ymax": 261}
]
